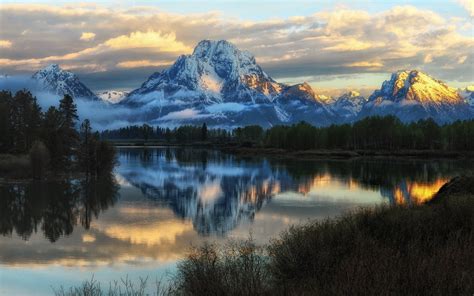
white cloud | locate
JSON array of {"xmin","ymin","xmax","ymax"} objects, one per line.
[
  {"xmin": 158, "ymin": 109, "xmax": 208, "ymax": 120},
  {"xmin": 456, "ymin": 0, "xmax": 474, "ymax": 17}
]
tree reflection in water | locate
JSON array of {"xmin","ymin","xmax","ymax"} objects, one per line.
[
  {"xmin": 0, "ymin": 175, "xmax": 119, "ymax": 242},
  {"xmin": 118, "ymin": 148, "xmax": 473, "ymax": 235}
]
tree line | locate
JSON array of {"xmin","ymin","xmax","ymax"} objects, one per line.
[
  {"xmin": 101, "ymin": 116, "xmax": 474, "ymax": 151},
  {"xmin": 101, "ymin": 123, "xmax": 232, "ymax": 143},
  {"xmin": 0, "ymin": 90, "xmax": 116, "ymax": 179}
]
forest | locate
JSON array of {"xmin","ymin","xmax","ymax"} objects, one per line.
[
  {"xmin": 0, "ymin": 90, "xmax": 116, "ymax": 179},
  {"xmin": 101, "ymin": 116, "xmax": 474, "ymax": 151}
]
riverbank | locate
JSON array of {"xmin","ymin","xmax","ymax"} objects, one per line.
[
  {"xmin": 109, "ymin": 139, "xmax": 474, "ymax": 160},
  {"xmin": 56, "ymin": 176, "xmax": 474, "ymax": 296}
]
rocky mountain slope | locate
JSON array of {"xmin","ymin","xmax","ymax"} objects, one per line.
[
  {"xmin": 123, "ymin": 40, "xmax": 336, "ymax": 127},
  {"xmin": 359, "ymin": 70, "xmax": 472, "ymax": 123},
  {"xmin": 97, "ymin": 90, "xmax": 128, "ymax": 104},
  {"xmin": 328, "ymin": 91, "xmax": 366, "ymax": 122},
  {"xmin": 32, "ymin": 64, "xmax": 98, "ymax": 100}
]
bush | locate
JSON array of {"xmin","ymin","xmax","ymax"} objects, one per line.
[
  {"xmin": 174, "ymin": 239, "xmax": 271, "ymax": 296},
  {"xmin": 29, "ymin": 140, "xmax": 50, "ymax": 180},
  {"xmin": 268, "ymin": 196, "xmax": 474, "ymax": 295}
]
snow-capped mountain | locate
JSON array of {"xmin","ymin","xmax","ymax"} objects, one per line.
[
  {"xmin": 126, "ymin": 40, "xmax": 282, "ymax": 104},
  {"xmin": 328, "ymin": 91, "xmax": 366, "ymax": 122},
  {"xmin": 32, "ymin": 64, "xmax": 98, "ymax": 100},
  {"xmin": 274, "ymin": 82, "xmax": 337, "ymax": 125},
  {"xmin": 98, "ymin": 90, "xmax": 128, "ymax": 104},
  {"xmin": 459, "ymin": 86, "xmax": 474, "ymax": 108},
  {"xmin": 123, "ymin": 40, "xmax": 335, "ymax": 127},
  {"xmin": 359, "ymin": 70, "xmax": 473, "ymax": 123}
]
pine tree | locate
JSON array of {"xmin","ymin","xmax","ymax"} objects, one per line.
[
  {"xmin": 58, "ymin": 95, "xmax": 79, "ymax": 167},
  {"xmin": 201, "ymin": 123, "xmax": 208, "ymax": 141}
]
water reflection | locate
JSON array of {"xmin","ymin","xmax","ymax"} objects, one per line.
[
  {"xmin": 1, "ymin": 148, "xmax": 473, "ymax": 295},
  {"xmin": 0, "ymin": 176, "xmax": 119, "ymax": 242},
  {"xmin": 117, "ymin": 148, "xmax": 472, "ymax": 235}
]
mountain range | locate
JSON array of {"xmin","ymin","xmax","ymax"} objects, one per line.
[{"xmin": 27, "ymin": 40, "xmax": 474, "ymax": 128}]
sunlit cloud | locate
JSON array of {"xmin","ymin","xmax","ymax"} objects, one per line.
[
  {"xmin": 0, "ymin": 3, "xmax": 472, "ymax": 90},
  {"xmin": 0, "ymin": 40, "xmax": 12, "ymax": 48},
  {"xmin": 80, "ymin": 32, "xmax": 96, "ymax": 41},
  {"xmin": 345, "ymin": 61, "xmax": 384, "ymax": 68},
  {"xmin": 116, "ymin": 60, "xmax": 173, "ymax": 68},
  {"xmin": 104, "ymin": 31, "xmax": 191, "ymax": 52},
  {"xmin": 456, "ymin": 0, "xmax": 474, "ymax": 17}
]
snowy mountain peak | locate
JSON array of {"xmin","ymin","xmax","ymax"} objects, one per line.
[
  {"xmin": 379, "ymin": 70, "xmax": 462, "ymax": 105},
  {"xmin": 127, "ymin": 39, "xmax": 282, "ymax": 105},
  {"xmin": 32, "ymin": 64, "xmax": 98, "ymax": 100},
  {"xmin": 359, "ymin": 70, "xmax": 472, "ymax": 123},
  {"xmin": 97, "ymin": 90, "xmax": 128, "ymax": 104},
  {"xmin": 328, "ymin": 91, "xmax": 366, "ymax": 122}
]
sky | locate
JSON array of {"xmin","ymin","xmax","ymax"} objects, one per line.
[{"xmin": 0, "ymin": 0, "xmax": 473, "ymax": 95}]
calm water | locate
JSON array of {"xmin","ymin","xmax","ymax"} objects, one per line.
[{"xmin": 0, "ymin": 147, "xmax": 472, "ymax": 295}]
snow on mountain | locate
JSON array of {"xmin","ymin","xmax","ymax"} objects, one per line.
[
  {"xmin": 98, "ymin": 90, "xmax": 128, "ymax": 104},
  {"xmin": 124, "ymin": 40, "xmax": 335, "ymax": 127},
  {"xmin": 274, "ymin": 82, "xmax": 337, "ymax": 125},
  {"xmin": 328, "ymin": 91, "xmax": 366, "ymax": 122},
  {"xmin": 32, "ymin": 64, "xmax": 98, "ymax": 100},
  {"xmin": 359, "ymin": 70, "xmax": 473, "ymax": 123},
  {"xmin": 459, "ymin": 86, "xmax": 474, "ymax": 108},
  {"xmin": 126, "ymin": 40, "xmax": 282, "ymax": 105}
]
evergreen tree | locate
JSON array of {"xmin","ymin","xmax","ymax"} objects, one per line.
[
  {"xmin": 58, "ymin": 95, "xmax": 79, "ymax": 167},
  {"xmin": 201, "ymin": 123, "xmax": 208, "ymax": 141}
]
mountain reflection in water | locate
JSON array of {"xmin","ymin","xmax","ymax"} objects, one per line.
[{"xmin": 1, "ymin": 148, "xmax": 472, "ymax": 244}]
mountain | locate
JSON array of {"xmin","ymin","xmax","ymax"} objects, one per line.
[
  {"xmin": 274, "ymin": 82, "xmax": 337, "ymax": 125},
  {"xmin": 98, "ymin": 90, "xmax": 128, "ymax": 104},
  {"xmin": 328, "ymin": 91, "xmax": 366, "ymax": 122},
  {"xmin": 32, "ymin": 64, "xmax": 98, "ymax": 100},
  {"xmin": 123, "ymin": 40, "xmax": 335, "ymax": 127},
  {"xmin": 459, "ymin": 86, "xmax": 474, "ymax": 108},
  {"xmin": 359, "ymin": 70, "xmax": 473, "ymax": 123}
]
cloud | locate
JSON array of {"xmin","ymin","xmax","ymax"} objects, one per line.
[
  {"xmin": 0, "ymin": 3, "xmax": 472, "ymax": 89},
  {"xmin": 116, "ymin": 60, "xmax": 173, "ymax": 68},
  {"xmin": 104, "ymin": 31, "xmax": 191, "ymax": 52},
  {"xmin": 0, "ymin": 40, "xmax": 12, "ymax": 48},
  {"xmin": 80, "ymin": 32, "xmax": 96, "ymax": 41},
  {"xmin": 158, "ymin": 108, "xmax": 208, "ymax": 121},
  {"xmin": 456, "ymin": 0, "xmax": 474, "ymax": 17},
  {"xmin": 345, "ymin": 61, "xmax": 384, "ymax": 68}
]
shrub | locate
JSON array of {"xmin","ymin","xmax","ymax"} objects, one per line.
[{"xmin": 174, "ymin": 239, "xmax": 271, "ymax": 296}]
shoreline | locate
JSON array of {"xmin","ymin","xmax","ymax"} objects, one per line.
[{"xmin": 108, "ymin": 141, "xmax": 474, "ymax": 160}]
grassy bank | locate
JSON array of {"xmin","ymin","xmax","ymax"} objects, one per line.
[{"xmin": 57, "ymin": 179, "xmax": 474, "ymax": 296}]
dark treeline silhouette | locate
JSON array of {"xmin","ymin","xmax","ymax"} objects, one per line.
[
  {"xmin": 264, "ymin": 117, "xmax": 474, "ymax": 151},
  {"xmin": 0, "ymin": 90, "xmax": 116, "ymax": 179},
  {"xmin": 101, "ymin": 122, "xmax": 232, "ymax": 143},
  {"xmin": 101, "ymin": 116, "xmax": 474, "ymax": 151}
]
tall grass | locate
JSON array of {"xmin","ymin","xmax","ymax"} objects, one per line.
[{"xmin": 53, "ymin": 275, "xmax": 174, "ymax": 296}]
